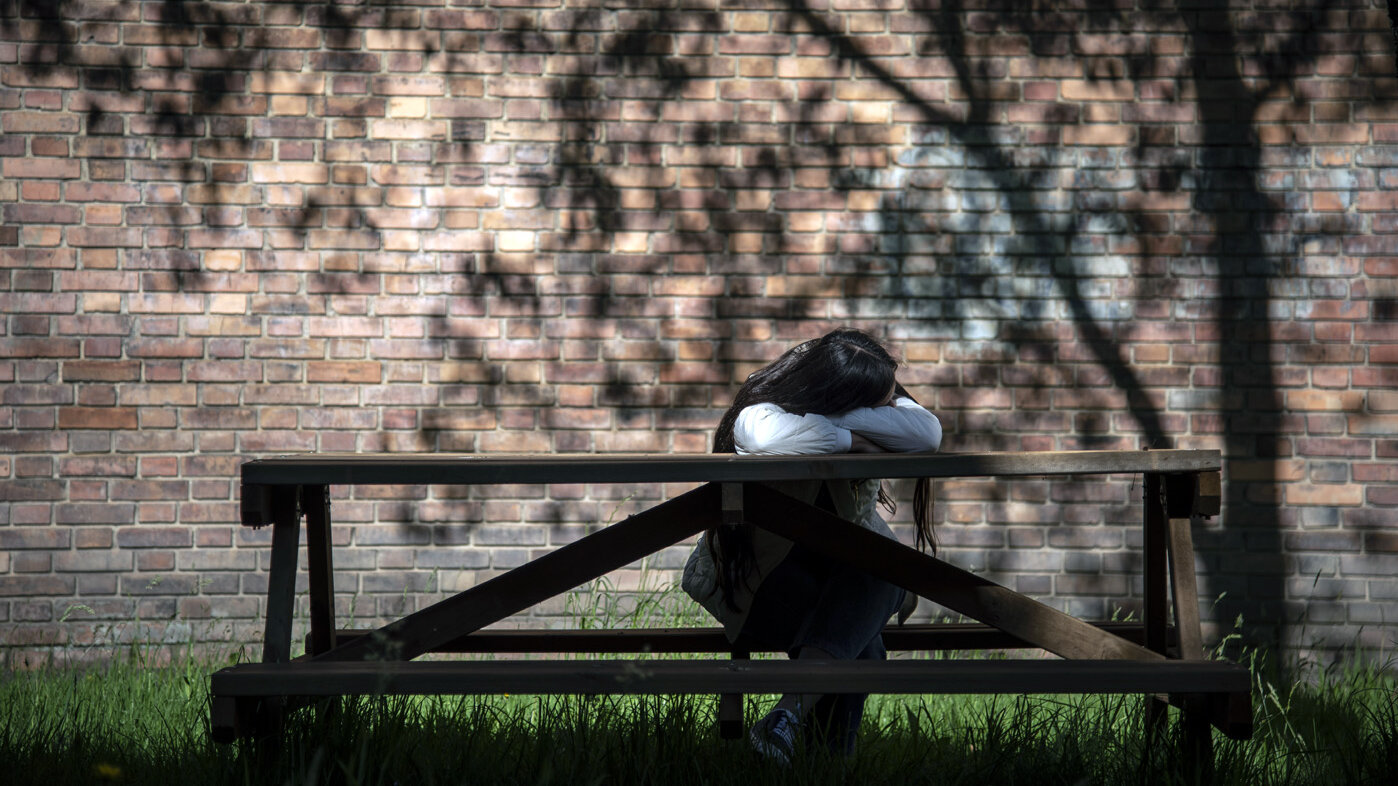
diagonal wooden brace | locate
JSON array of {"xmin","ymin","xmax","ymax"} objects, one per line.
[
  {"xmin": 1168, "ymin": 516, "xmax": 1205, "ymax": 661},
  {"xmin": 743, "ymin": 483, "xmax": 1163, "ymax": 663},
  {"xmin": 314, "ymin": 482, "xmax": 720, "ymax": 663}
]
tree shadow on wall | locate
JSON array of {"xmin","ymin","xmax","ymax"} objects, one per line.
[
  {"xmin": 519, "ymin": 0, "xmax": 1372, "ymax": 653},
  {"xmin": 502, "ymin": 0, "xmax": 1358, "ymax": 652},
  {"xmin": 764, "ymin": 0, "xmax": 1374, "ymax": 655},
  {"xmin": 5, "ymin": 1, "xmax": 1392, "ymax": 652}
]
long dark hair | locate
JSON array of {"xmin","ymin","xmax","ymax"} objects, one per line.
[{"xmin": 707, "ymin": 329, "xmax": 937, "ymax": 609}]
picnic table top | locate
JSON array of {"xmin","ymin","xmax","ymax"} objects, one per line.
[{"xmin": 241, "ymin": 448, "xmax": 1221, "ymax": 486}]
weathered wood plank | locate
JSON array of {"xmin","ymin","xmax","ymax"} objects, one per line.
[
  {"xmin": 241, "ymin": 449, "xmax": 1221, "ymax": 489},
  {"xmin": 319, "ymin": 621, "xmax": 1155, "ymax": 654},
  {"xmin": 313, "ymin": 483, "xmax": 719, "ymax": 663},
  {"xmin": 743, "ymin": 484, "xmax": 1165, "ymax": 663},
  {"xmin": 213, "ymin": 658, "xmax": 1251, "ymax": 698}
]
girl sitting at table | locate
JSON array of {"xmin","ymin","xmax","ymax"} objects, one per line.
[{"xmin": 682, "ymin": 328, "xmax": 943, "ymax": 762}]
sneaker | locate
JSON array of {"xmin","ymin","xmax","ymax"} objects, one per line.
[{"xmin": 749, "ymin": 707, "xmax": 801, "ymax": 764}]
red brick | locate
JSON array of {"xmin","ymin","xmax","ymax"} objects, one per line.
[
  {"xmin": 109, "ymin": 480, "xmax": 189, "ymax": 501},
  {"xmin": 59, "ymin": 456, "xmax": 138, "ymax": 477},
  {"xmin": 113, "ymin": 526, "xmax": 190, "ymax": 549},
  {"xmin": 62, "ymin": 361, "xmax": 140, "ymax": 382},
  {"xmin": 186, "ymin": 361, "xmax": 262, "ymax": 382},
  {"xmin": 0, "ymin": 479, "xmax": 63, "ymax": 501},
  {"xmin": 53, "ymin": 550, "xmax": 132, "ymax": 572},
  {"xmin": 0, "ymin": 338, "xmax": 82, "ymax": 358},
  {"xmin": 0, "ymin": 293, "xmax": 77, "ymax": 313},
  {"xmin": 58, "ymin": 407, "xmax": 138, "ymax": 429},
  {"xmin": 180, "ymin": 409, "xmax": 258, "ymax": 430},
  {"xmin": 308, "ymin": 361, "xmax": 382, "ymax": 383},
  {"xmin": 56, "ymin": 503, "xmax": 136, "ymax": 525},
  {"xmin": 1063, "ymin": 124, "xmax": 1133, "ymax": 146},
  {"xmin": 5, "ymin": 204, "xmax": 82, "ymax": 224},
  {"xmin": 67, "ymin": 227, "xmax": 143, "ymax": 247},
  {"xmin": 712, "ymin": 33, "xmax": 788, "ymax": 55},
  {"xmin": 0, "ymin": 577, "xmax": 75, "ymax": 597},
  {"xmin": 2, "ymin": 158, "xmax": 81, "ymax": 179},
  {"xmin": 307, "ymin": 273, "xmax": 381, "ymax": 294}
]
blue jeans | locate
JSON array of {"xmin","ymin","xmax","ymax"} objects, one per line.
[{"xmin": 736, "ymin": 540, "xmax": 906, "ymax": 752}]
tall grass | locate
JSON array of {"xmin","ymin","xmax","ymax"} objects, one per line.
[
  {"xmin": 2, "ymin": 578, "xmax": 1395, "ymax": 785},
  {"xmin": 3, "ymin": 658, "xmax": 1396, "ymax": 785}
]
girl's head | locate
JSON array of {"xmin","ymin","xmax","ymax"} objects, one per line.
[{"xmin": 713, "ymin": 329, "xmax": 900, "ymax": 453}]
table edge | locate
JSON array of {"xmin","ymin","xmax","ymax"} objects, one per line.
[{"xmin": 239, "ymin": 449, "xmax": 1223, "ymax": 486}]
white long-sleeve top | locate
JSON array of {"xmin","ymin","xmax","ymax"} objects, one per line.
[
  {"xmin": 682, "ymin": 397, "xmax": 942, "ymax": 638},
  {"xmin": 733, "ymin": 397, "xmax": 943, "ymax": 456}
]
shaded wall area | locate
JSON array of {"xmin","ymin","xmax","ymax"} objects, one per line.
[{"xmin": 1, "ymin": 0, "xmax": 1395, "ymax": 666}]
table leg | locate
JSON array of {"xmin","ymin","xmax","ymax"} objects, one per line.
[
  {"xmin": 303, "ymin": 485, "xmax": 336, "ymax": 656},
  {"xmin": 262, "ymin": 485, "xmax": 302, "ymax": 664},
  {"xmin": 717, "ymin": 482, "xmax": 746, "ymax": 739},
  {"xmin": 1143, "ymin": 473, "xmax": 1169, "ymax": 732},
  {"xmin": 719, "ymin": 649, "xmax": 749, "ymax": 740},
  {"xmin": 1169, "ymin": 510, "xmax": 1213, "ymax": 779},
  {"xmin": 1143, "ymin": 473, "xmax": 1169, "ymax": 656},
  {"xmin": 1181, "ymin": 693, "xmax": 1215, "ymax": 784}
]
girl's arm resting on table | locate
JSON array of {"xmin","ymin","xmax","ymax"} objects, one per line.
[
  {"xmin": 826, "ymin": 397, "xmax": 942, "ymax": 453},
  {"xmin": 732, "ymin": 403, "xmax": 853, "ymax": 455},
  {"xmin": 848, "ymin": 433, "xmax": 887, "ymax": 453}
]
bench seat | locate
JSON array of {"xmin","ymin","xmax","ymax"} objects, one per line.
[
  {"xmin": 315, "ymin": 621, "xmax": 1159, "ymax": 654},
  {"xmin": 214, "ymin": 657, "xmax": 1249, "ymax": 699}
]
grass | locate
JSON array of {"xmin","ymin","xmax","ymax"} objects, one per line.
[
  {"xmin": 2, "ymin": 655, "xmax": 1396, "ymax": 785},
  {"xmin": 2, "ymin": 579, "xmax": 1396, "ymax": 785}
]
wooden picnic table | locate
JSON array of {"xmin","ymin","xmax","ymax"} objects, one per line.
[{"xmin": 212, "ymin": 449, "xmax": 1249, "ymax": 774}]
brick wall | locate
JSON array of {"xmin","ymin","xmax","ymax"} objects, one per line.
[{"xmin": 1, "ymin": 0, "xmax": 1396, "ymax": 667}]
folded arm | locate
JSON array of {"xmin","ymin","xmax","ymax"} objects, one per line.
[
  {"xmin": 732, "ymin": 398, "xmax": 941, "ymax": 456},
  {"xmin": 732, "ymin": 403, "xmax": 852, "ymax": 455},
  {"xmin": 826, "ymin": 397, "xmax": 942, "ymax": 453}
]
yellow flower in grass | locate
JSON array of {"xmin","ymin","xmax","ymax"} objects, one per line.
[{"xmin": 93, "ymin": 763, "xmax": 123, "ymax": 780}]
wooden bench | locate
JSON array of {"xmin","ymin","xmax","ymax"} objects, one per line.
[{"xmin": 213, "ymin": 450, "xmax": 1249, "ymax": 774}]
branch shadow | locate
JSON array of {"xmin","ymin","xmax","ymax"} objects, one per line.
[{"xmin": 3, "ymin": 1, "xmax": 1387, "ymax": 646}]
